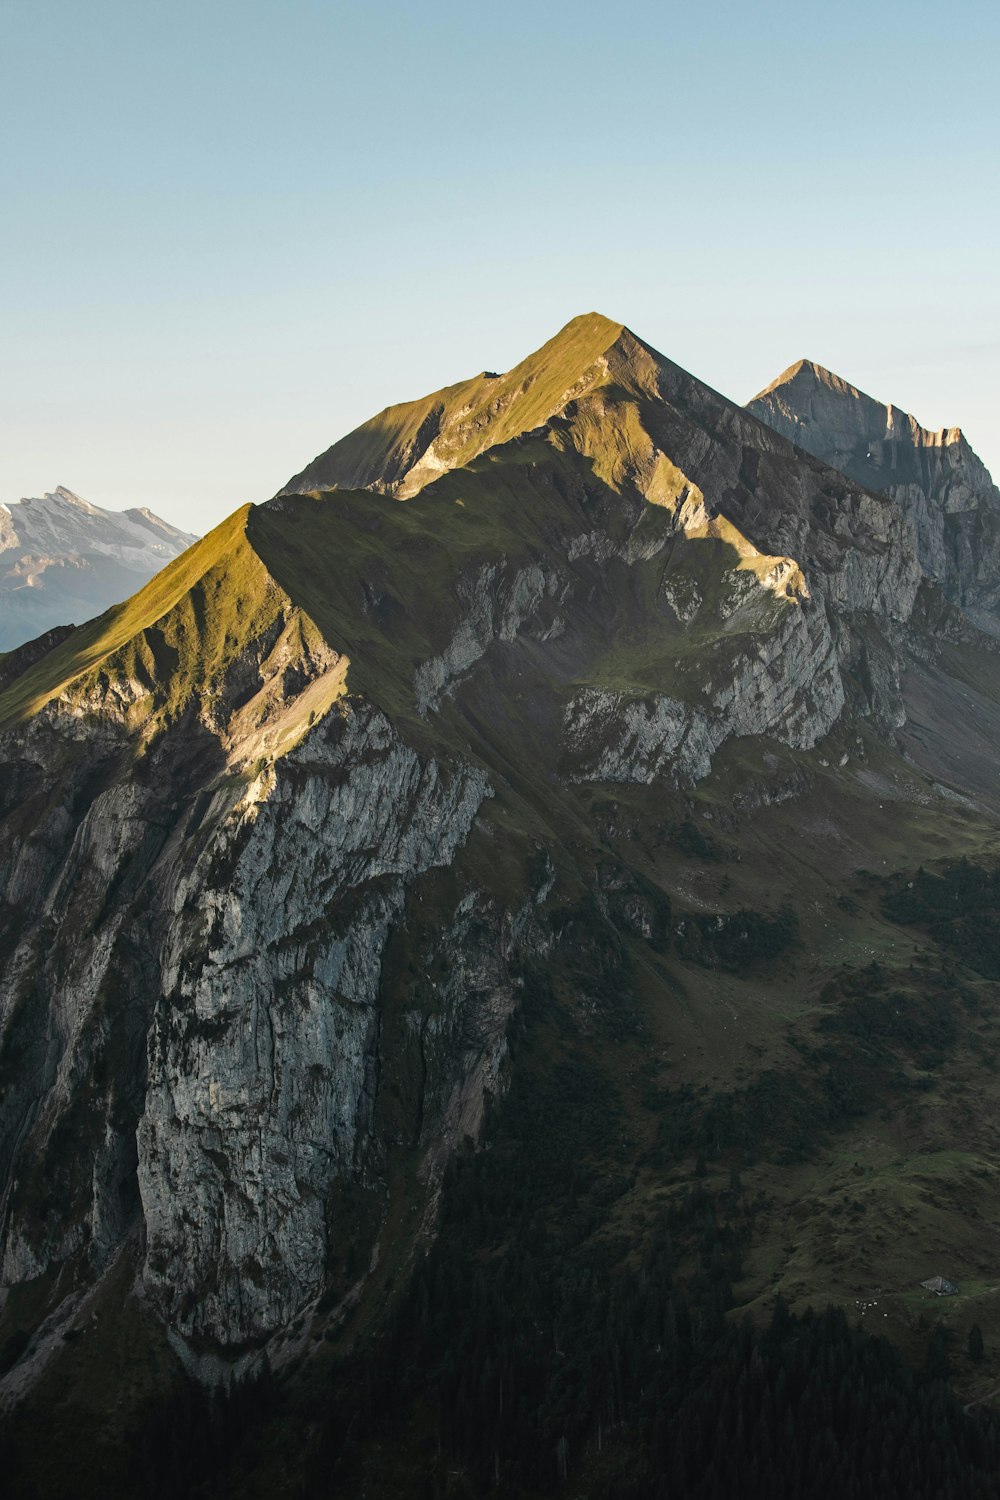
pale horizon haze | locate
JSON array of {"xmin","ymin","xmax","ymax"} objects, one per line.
[{"xmin": 2, "ymin": 0, "xmax": 998, "ymax": 535}]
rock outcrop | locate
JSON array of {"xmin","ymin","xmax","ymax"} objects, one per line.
[{"xmin": 0, "ymin": 656, "xmax": 493, "ymax": 1348}]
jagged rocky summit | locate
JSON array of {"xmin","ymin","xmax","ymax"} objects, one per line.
[
  {"xmin": 0, "ymin": 486, "xmax": 197, "ymax": 651},
  {"xmin": 748, "ymin": 360, "xmax": 1000, "ymax": 626},
  {"xmin": 1, "ymin": 312, "xmax": 1000, "ymax": 1424}
]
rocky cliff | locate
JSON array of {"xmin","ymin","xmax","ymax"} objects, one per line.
[{"xmin": 747, "ymin": 360, "xmax": 1000, "ymax": 625}]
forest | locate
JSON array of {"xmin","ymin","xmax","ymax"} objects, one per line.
[{"xmin": 5, "ymin": 868, "xmax": 1000, "ymax": 1498}]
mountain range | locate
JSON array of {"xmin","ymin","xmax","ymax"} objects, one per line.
[
  {"xmin": 0, "ymin": 487, "xmax": 196, "ymax": 653},
  {"xmin": 2, "ymin": 314, "xmax": 1000, "ymax": 1498}
]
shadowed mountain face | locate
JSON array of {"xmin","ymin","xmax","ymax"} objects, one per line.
[
  {"xmin": 748, "ymin": 361, "xmax": 1000, "ymax": 625},
  {"xmin": 0, "ymin": 486, "xmax": 197, "ymax": 652},
  {"xmin": 4, "ymin": 317, "xmax": 1000, "ymax": 1496}
]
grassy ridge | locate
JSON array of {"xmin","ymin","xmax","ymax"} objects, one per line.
[
  {"xmin": 0, "ymin": 423, "xmax": 797, "ymax": 746},
  {"xmin": 283, "ymin": 312, "xmax": 629, "ymax": 495},
  {"xmin": 0, "ymin": 507, "xmax": 263, "ymax": 728},
  {"xmin": 0, "ymin": 316, "xmax": 815, "ymax": 753},
  {"xmin": 0, "ymin": 506, "xmax": 343, "ymax": 745}
]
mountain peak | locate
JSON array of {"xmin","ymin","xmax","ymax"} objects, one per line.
[
  {"xmin": 748, "ymin": 358, "xmax": 977, "ymax": 456},
  {"xmin": 550, "ymin": 309, "xmax": 626, "ymax": 342},
  {"xmin": 748, "ymin": 356, "xmax": 1000, "ymax": 617},
  {"xmin": 49, "ymin": 484, "xmax": 94, "ymax": 508},
  {"xmin": 751, "ymin": 359, "xmax": 972, "ymax": 451},
  {"xmin": 281, "ymin": 311, "xmax": 637, "ymax": 500},
  {"xmin": 17, "ymin": 485, "xmax": 100, "ymax": 514},
  {"xmin": 752, "ymin": 358, "xmax": 870, "ymax": 407}
]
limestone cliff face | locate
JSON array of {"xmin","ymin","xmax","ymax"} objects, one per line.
[
  {"xmin": 138, "ymin": 704, "xmax": 491, "ymax": 1341},
  {"xmin": 0, "ymin": 654, "xmax": 493, "ymax": 1349},
  {"xmin": 747, "ymin": 360, "xmax": 1000, "ymax": 621},
  {"xmin": 563, "ymin": 593, "xmax": 845, "ymax": 785}
]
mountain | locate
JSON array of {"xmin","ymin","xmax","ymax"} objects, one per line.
[
  {"xmin": 0, "ymin": 486, "xmax": 197, "ymax": 651},
  {"xmin": 747, "ymin": 361, "xmax": 1000, "ymax": 626},
  {"xmin": 281, "ymin": 311, "xmax": 658, "ymax": 498},
  {"xmin": 3, "ymin": 316, "xmax": 1000, "ymax": 1496}
]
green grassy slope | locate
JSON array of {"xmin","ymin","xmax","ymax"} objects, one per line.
[
  {"xmin": 0, "ymin": 439, "xmax": 801, "ymax": 767},
  {"xmin": 0, "ymin": 505, "xmax": 345, "ymax": 744},
  {"xmin": 0, "ymin": 308, "xmax": 832, "ymax": 757},
  {"xmin": 282, "ymin": 311, "xmax": 630, "ymax": 496},
  {"xmin": 0, "ymin": 508, "xmax": 256, "ymax": 724}
]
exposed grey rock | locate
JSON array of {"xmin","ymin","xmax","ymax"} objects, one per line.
[
  {"xmin": 415, "ymin": 561, "xmax": 558, "ymax": 713},
  {"xmin": 747, "ymin": 360, "xmax": 1000, "ymax": 621},
  {"xmin": 139, "ymin": 704, "xmax": 491, "ymax": 1340},
  {"xmin": 564, "ymin": 589, "xmax": 844, "ymax": 785},
  {"xmin": 0, "ymin": 676, "xmax": 493, "ymax": 1347}
]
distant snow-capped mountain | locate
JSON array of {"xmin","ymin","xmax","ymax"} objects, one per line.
[{"xmin": 0, "ymin": 486, "xmax": 197, "ymax": 650}]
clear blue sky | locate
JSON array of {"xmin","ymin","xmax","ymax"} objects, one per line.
[{"xmin": 2, "ymin": 0, "xmax": 998, "ymax": 533}]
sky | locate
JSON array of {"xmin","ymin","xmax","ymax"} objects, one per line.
[{"xmin": 2, "ymin": 0, "xmax": 998, "ymax": 535}]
